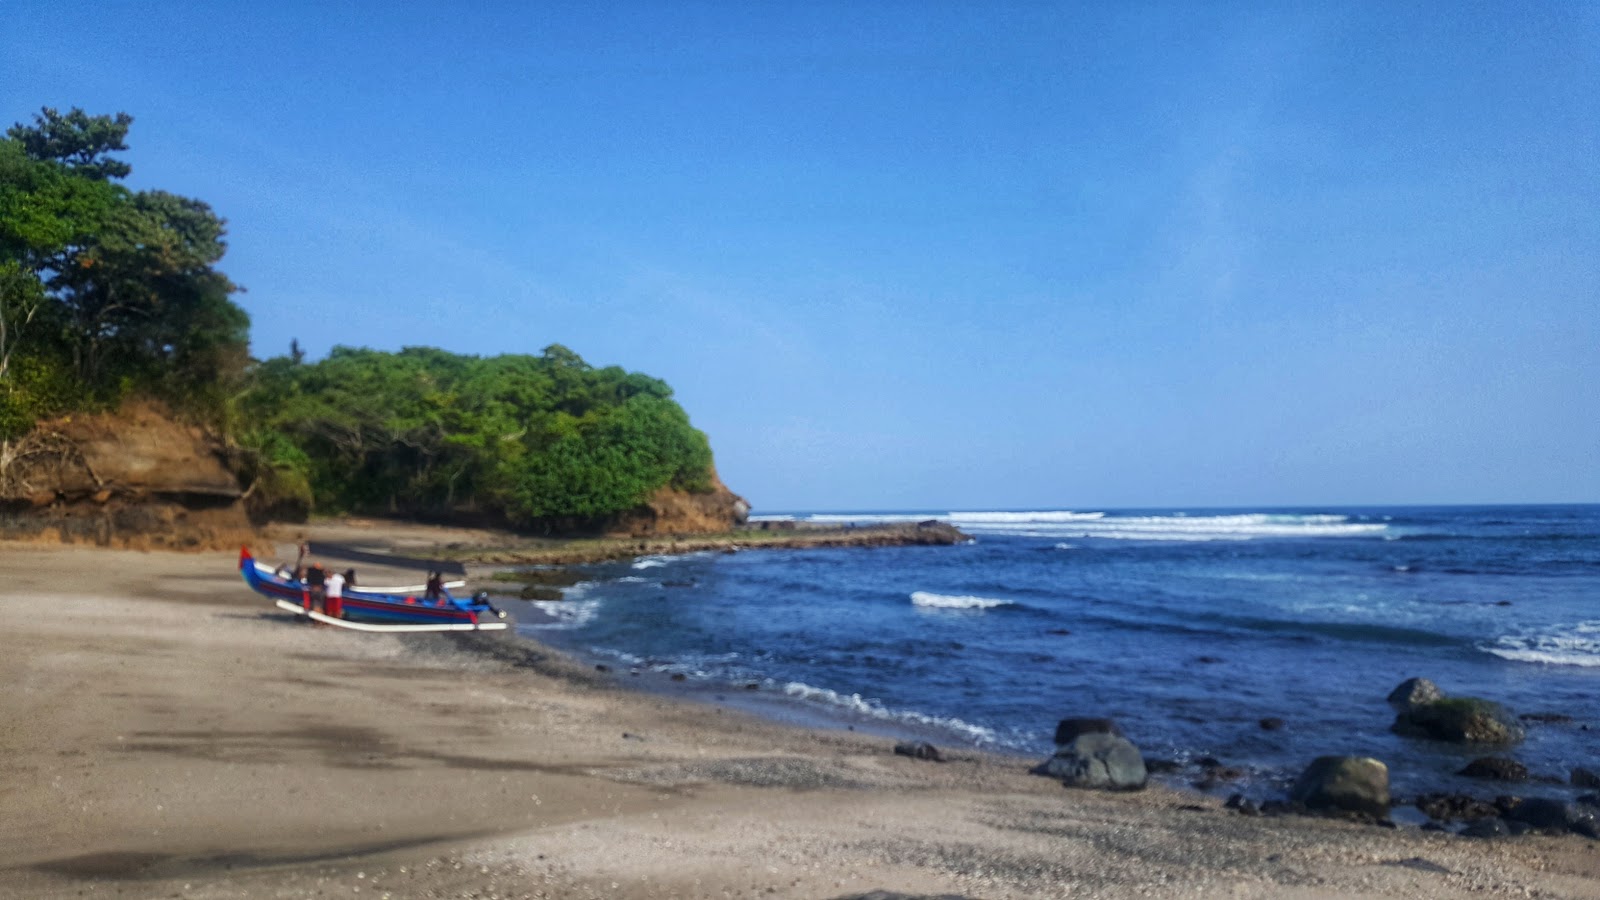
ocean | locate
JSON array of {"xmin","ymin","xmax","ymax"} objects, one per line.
[{"xmin": 511, "ymin": 505, "xmax": 1600, "ymax": 803}]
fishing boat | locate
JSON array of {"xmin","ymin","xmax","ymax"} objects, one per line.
[{"xmin": 238, "ymin": 548, "xmax": 508, "ymax": 632}]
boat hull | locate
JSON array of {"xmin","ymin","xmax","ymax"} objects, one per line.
[{"xmin": 240, "ymin": 549, "xmax": 505, "ymax": 631}]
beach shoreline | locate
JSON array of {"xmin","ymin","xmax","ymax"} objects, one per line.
[{"xmin": 3, "ymin": 537, "xmax": 1599, "ymax": 898}]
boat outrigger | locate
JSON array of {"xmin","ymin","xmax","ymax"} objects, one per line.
[{"xmin": 239, "ymin": 548, "xmax": 508, "ymax": 632}]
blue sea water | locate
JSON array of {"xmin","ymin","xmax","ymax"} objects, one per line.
[{"xmin": 513, "ymin": 505, "xmax": 1600, "ymax": 801}]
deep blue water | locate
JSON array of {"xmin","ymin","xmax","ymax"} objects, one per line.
[{"xmin": 513, "ymin": 505, "xmax": 1600, "ymax": 800}]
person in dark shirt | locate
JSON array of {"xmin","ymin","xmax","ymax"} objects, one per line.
[
  {"xmin": 424, "ymin": 570, "xmax": 443, "ymax": 602},
  {"xmin": 305, "ymin": 563, "xmax": 327, "ymax": 612}
]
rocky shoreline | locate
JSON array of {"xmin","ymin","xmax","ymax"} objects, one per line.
[
  {"xmin": 448, "ymin": 519, "xmax": 970, "ymax": 566},
  {"xmin": 1021, "ymin": 678, "xmax": 1599, "ymax": 845}
]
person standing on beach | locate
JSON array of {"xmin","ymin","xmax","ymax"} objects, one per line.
[
  {"xmin": 425, "ymin": 570, "xmax": 443, "ymax": 602},
  {"xmin": 305, "ymin": 562, "xmax": 327, "ymax": 612},
  {"xmin": 325, "ymin": 568, "xmax": 345, "ymax": 618}
]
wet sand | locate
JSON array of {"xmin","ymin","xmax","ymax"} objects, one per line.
[{"xmin": 2, "ymin": 539, "xmax": 1598, "ymax": 898}]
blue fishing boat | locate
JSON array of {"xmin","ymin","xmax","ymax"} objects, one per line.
[{"xmin": 239, "ymin": 548, "xmax": 508, "ymax": 632}]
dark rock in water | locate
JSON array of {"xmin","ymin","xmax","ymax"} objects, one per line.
[
  {"xmin": 1500, "ymin": 796, "xmax": 1579, "ymax": 832},
  {"xmin": 1520, "ymin": 712, "xmax": 1575, "ymax": 724},
  {"xmin": 1387, "ymin": 677, "xmax": 1444, "ymax": 712},
  {"xmin": 1259, "ymin": 717, "xmax": 1285, "ymax": 731},
  {"xmin": 1144, "ymin": 757, "xmax": 1183, "ymax": 775},
  {"xmin": 670, "ymin": 672, "xmax": 687, "ymax": 682},
  {"xmin": 1289, "ymin": 756, "xmax": 1390, "ymax": 820},
  {"xmin": 1053, "ymin": 717, "xmax": 1122, "ymax": 746},
  {"xmin": 1460, "ymin": 817, "xmax": 1511, "ymax": 838},
  {"xmin": 1572, "ymin": 767, "xmax": 1600, "ymax": 789},
  {"xmin": 893, "ymin": 741, "xmax": 945, "ymax": 762},
  {"xmin": 1042, "ymin": 733, "xmax": 1148, "ymax": 791},
  {"xmin": 1578, "ymin": 793, "xmax": 1600, "ymax": 808},
  {"xmin": 594, "ymin": 664, "xmax": 611, "ymax": 673},
  {"xmin": 1194, "ymin": 655, "xmax": 1223, "ymax": 664},
  {"xmin": 1045, "ymin": 628, "xmax": 1072, "ymax": 635},
  {"xmin": 1392, "ymin": 697, "xmax": 1525, "ymax": 745},
  {"xmin": 1415, "ymin": 792, "xmax": 1498, "ymax": 823},
  {"xmin": 743, "ymin": 682, "xmax": 760, "ymax": 691},
  {"xmin": 1458, "ymin": 756, "xmax": 1529, "ymax": 782}
]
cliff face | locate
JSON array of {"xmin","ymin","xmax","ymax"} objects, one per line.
[
  {"xmin": 606, "ymin": 470, "xmax": 750, "ymax": 537},
  {"xmin": 0, "ymin": 401, "xmax": 254, "ymax": 549}
]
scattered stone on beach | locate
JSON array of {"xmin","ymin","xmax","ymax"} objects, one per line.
[
  {"xmin": 1288, "ymin": 756, "xmax": 1390, "ymax": 820},
  {"xmin": 1053, "ymin": 717, "xmax": 1122, "ymax": 745},
  {"xmin": 1458, "ymin": 756, "xmax": 1529, "ymax": 782},
  {"xmin": 519, "ymin": 585, "xmax": 564, "ymax": 601},
  {"xmin": 1040, "ymin": 733, "xmax": 1148, "ymax": 791},
  {"xmin": 1387, "ymin": 677, "xmax": 1444, "ymax": 712},
  {"xmin": 893, "ymin": 741, "xmax": 946, "ymax": 763},
  {"xmin": 1460, "ymin": 817, "xmax": 1512, "ymax": 839},
  {"xmin": 832, "ymin": 892, "xmax": 980, "ymax": 900},
  {"xmin": 1496, "ymin": 796, "xmax": 1598, "ymax": 836},
  {"xmin": 1224, "ymin": 793, "xmax": 1260, "ymax": 816},
  {"xmin": 1392, "ymin": 697, "xmax": 1525, "ymax": 745},
  {"xmin": 1192, "ymin": 757, "xmax": 1247, "ymax": 791},
  {"xmin": 1415, "ymin": 792, "xmax": 1499, "ymax": 823},
  {"xmin": 1572, "ymin": 767, "xmax": 1600, "ymax": 789},
  {"xmin": 1259, "ymin": 717, "xmax": 1285, "ymax": 731}
]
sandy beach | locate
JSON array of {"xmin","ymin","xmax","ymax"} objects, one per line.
[{"xmin": 3, "ymin": 538, "xmax": 1598, "ymax": 899}]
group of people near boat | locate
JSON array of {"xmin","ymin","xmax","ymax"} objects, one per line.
[{"xmin": 275, "ymin": 542, "xmax": 450, "ymax": 619}]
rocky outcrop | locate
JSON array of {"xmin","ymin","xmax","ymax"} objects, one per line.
[
  {"xmin": 606, "ymin": 470, "xmax": 749, "ymax": 537},
  {"xmin": 1041, "ymin": 733, "xmax": 1148, "ymax": 791},
  {"xmin": 1458, "ymin": 757, "xmax": 1528, "ymax": 782},
  {"xmin": 1288, "ymin": 756, "xmax": 1390, "ymax": 820},
  {"xmin": 1393, "ymin": 697, "xmax": 1525, "ymax": 745},
  {"xmin": 0, "ymin": 401, "xmax": 252, "ymax": 549},
  {"xmin": 1387, "ymin": 677, "xmax": 1443, "ymax": 711}
]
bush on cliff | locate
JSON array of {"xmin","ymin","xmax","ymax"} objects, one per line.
[{"xmin": 237, "ymin": 344, "xmax": 716, "ymax": 529}]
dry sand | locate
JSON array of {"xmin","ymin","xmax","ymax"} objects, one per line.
[{"xmin": 2, "ymin": 539, "xmax": 1598, "ymax": 899}]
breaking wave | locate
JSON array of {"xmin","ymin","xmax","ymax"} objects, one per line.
[
  {"xmin": 780, "ymin": 681, "xmax": 999, "ymax": 746},
  {"xmin": 1482, "ymin": 622, "xmax": 1600, "ymax": 667},
  {"xmin": 910, "ymin": 591, "xmax": 1015, "ymax": 610}
]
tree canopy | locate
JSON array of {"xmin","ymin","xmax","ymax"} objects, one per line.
[
  {"xmin": 2, "ymin": 107, "xmax": 717, "ymax": 528},
  {"xmin": 238, "ymin": 345, "xmax": 715, "ymax": 529},
  {"xmin": 0, "ymin": 107, "xmax": 248, "ymax": 436}
]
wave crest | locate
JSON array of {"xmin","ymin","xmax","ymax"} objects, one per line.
[{"xmin": 910, "ymin": 591, "xmax": 1014, "ymax": 610}]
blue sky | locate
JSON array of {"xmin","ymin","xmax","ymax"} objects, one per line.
[{"xmin": 5, "ymin": 2, "xmax": 1596, "ymax": 510}]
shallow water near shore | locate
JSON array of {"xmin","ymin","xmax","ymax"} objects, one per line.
[{"xmin": 513, "ymin": 504, "xmax": 1600, "ymax": 803}]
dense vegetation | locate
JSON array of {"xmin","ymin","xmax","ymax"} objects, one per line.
[
  {"xmin": 238, "ymin": 345, "xmax": 714, "ymax": 528},
  {"xmin": 1, "ymin": 108, "xmax": 717, "ymax": 528},
  {"xmin": 0, "ymin": 108, "xmax": 248, "ymax": 437}
]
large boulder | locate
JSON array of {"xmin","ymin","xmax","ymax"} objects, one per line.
[
  {"xmin": 1042, "ymin": 733, "xmax": 1148, "ymax": 791},
  {"xmin": 1289, "ymin": 756, "xmax": 1390, "ymax": 820},
  {"xmin": 1393, "ymin": 697, "xmax": 1525, "ymax": 745},
  {"xmin": 1053, "ymin": 717, "xmax": 1122, "ymax": 745},
  {"xmin": 1458, "ymin": 757, "xmax": 1529, "ymax": 782},
  {"xmin": 1387, "ymin": 677, "xmax": 1444, "ymax": 712}
]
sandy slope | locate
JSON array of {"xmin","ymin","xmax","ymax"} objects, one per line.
[{"xmin": 1, "ymin": 542, "xmax": 1597, "ymax": 899}]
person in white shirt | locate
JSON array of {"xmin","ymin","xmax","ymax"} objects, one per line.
[{"xmin": 325, "ymin": 570, "xmax": 346, "ymax": 618}]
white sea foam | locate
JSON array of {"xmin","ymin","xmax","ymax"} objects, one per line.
[
  {"xmin": 780, "ymin": 681, "xmax": 999, "ymax": 745},
  {"xmin": 518, "ymin": 598, "xmax": 600, "ymax": 630},
  {"xmin": 958, "ymin": 511, "xmax": 1386, "ymax": 541},
  {"xmin": 1482, "ymin": 622, "xmax": 1600, "ymax": 667},
  {"xmin": 910, "ymin": 591, "xmax": 1014, "ymax": 610},
  {"xmin": 747, "ymin": 514, "xmax": 795, "ymax": 522},
  {"xmin": 949, "ymin": 511, "xmax": 1107, "ymax": 523},
  {"xmin": 632, "ymin": 556, "xmax": 674, "ymax": 569}
]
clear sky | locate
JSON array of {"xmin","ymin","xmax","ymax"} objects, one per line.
[{"xmin": 5, "ymin": 2, "xmax": 1596, "ymax": 511}]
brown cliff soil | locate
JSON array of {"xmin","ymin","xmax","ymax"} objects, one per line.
[
  {"xmin": 0, "ymin": 400, "xmax": 253, "ymax": 550},
  {"xmin": 606, "ymin": 469, "xmax": 750, "ymax": 537}
]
